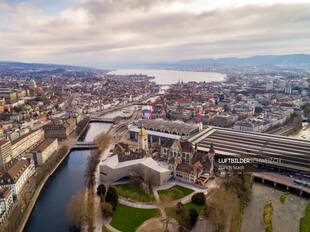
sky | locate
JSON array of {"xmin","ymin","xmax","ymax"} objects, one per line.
[{"xmin": 0, "ymin": 0, "xmax": 310, "ymax": 68}]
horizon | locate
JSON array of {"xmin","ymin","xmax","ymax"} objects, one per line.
[
  {"xmin": 1, "ymin": 0, "xmax": 310, "ymax": 67},
  {"xmin": 1, "ymin": 52, "xmax": 310, "ymax": 69}
]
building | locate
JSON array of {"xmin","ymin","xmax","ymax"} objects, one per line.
[
  {"xmin": 161, "ymin": 139, "xmax": 195, "ymax": 164},
  {"xmin": 0, "ymin": 187, "xmax": 13, "ymax": 227},
  {"xmin": 30, "ymin": 138, "xmax": 58, "ymax": 165},
  {"xmin": 44, "ymin": 118, "xmax": 76, "ymax": 140},
  {"xmin": 99, "ymin": 155, "xmax": 172, "ymax": 186},
  {"xmin": 0, "ymin": 159, "xmax": 35, "ymax": 197},
  {"xmin": 210, "ymin": 114, "xmax": 236, "ymax": 127},
  {"xmin": 0, "ymin": 140, "xmax": 12, "ymax": 169},
  {"xmin": 129, "ymin": 119, "xmax": 200, "ymax": 144},
  {"xmin": 138, "ymin": 127, "xmax": 148, "ymax": 151},
  {"xmin": 11, "ymin": 129, "xmax": 44, "ymax": 159},
  {"xmin": 0, "ymin": 88, "xmax": 17, "ymax": 103},
  {"xmin": 175, "ymin": 163, "xmax": 203, "ymax": 183}
]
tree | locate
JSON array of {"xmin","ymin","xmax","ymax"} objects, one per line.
[
  {"xmin": 66, "ymin": 191, "xmax": 86, "ymax": 230},
  {"xmin": 188, "ymin": 208, "xmax": 199, "ymax": 227},
  {"xmin": 97, "ymin": 184, "xmax": 106, "ymax": 197},
  {"xmin": 191, "ymin": 192, "xmax": 206, "ymax": 205},
  {"xmin": 101, "ymin": 202, "xmax": 113, "ymax": 217},
  {"xmin": 105, "ymin": 186, "xmax": 118, "ymax": 210}
]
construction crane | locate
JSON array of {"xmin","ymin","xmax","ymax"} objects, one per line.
[{"xmin": 192, "ymin": 106, "xmax": 218, "ymax": 123}]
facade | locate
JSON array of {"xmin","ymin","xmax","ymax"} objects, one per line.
[
  {"xmin": 161, "ymin": 139, "xmax": 195, "ymax": 164},
  {"xmin": 99, "ymin": 155, "xmax": 172, "ymax": 186},
  {"xmin": 0, "ymin": 140, "xmax": 12, "ymax": 169},
  {"xmin": 0, "ymin": 187, "xmax": 13, "ymax": 227},
  {"xmin": 30, "ymin": 138, "xmax": 58, "ymax": 165},
  {"xmin": 175, "ymin": 163, "xmax": 202, "ymax": 183},
  {"xmin": 44, "ymin": 118, "xmax": 76, "ymax": 140},
  {"xmin": 0, "ymin": 159, "xmax": 35, "ymax": 197},
  {"xmin": 129, "ymin": 119, "xmax": 200, "ymax": 145},
  {"xmin": 11, "ymin": 129, "xmax": 44, "ymax": 159}
]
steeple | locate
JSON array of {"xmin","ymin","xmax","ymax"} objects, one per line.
[{"xmin": 138, "ymin": 123, "xmax": 148, "ymax": 151}]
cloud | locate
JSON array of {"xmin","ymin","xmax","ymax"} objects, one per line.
[{"xmin": 0, "ymin": 0, "xmax": 310, "ymax": 67}]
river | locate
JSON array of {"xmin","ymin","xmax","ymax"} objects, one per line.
[
  {"xmin": 241, "ymin": 124, "xmax": 310, "ymax": 232},
  {"xmin": 108, "ymin": 69, "xmax": 226, "ymax": 85},
  {"xmin": 24, "ymin": 122, "xmax": 112, "ymax": 232}
]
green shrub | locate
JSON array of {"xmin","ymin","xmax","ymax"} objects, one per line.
[{"xmin": 191, "ymin": 192, "xmax": 206, "ymax": 205}]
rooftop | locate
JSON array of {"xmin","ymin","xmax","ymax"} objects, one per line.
[
  {"xmin": 30, "ymin": 138, "xmax": 57, "ymax": 153},
  {"xmin": 102, "ymin": 155, "xmax": 169, "ymax": 173}
]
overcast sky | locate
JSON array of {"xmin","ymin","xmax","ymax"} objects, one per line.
[{"xmin": 1, "ymin": 0, "xmax": 310, "ymax": 68}]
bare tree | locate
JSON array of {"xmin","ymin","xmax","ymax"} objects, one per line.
[{"xmin": 66, "ymin": 190, "xmax": 86, "ymax": 230}]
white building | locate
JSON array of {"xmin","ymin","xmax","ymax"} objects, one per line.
[
  {"xmin": 0, "ymin": 159, "xmax": 35, "ymax": 197},
  {"xmin": 0, "ymin": 187, "xmax": 13, "ymax": 226},
  {"xmin": 30, "ymin": 138, "xmax": 58, "ymax": 166},
  {"xmin": 11, "ymin": 129, "xmax": 44, "ymax": 159},
  {"xmin": 99, "ymin": 155, "xmax": 172, "ymax": 186}
]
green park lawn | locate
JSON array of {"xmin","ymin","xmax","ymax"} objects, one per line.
[
  {"xmin": 184, "ymin": 202, "xmax": 205, "ymax": 214},
  {"xmin": 110, "ymin": 204, "xmax": 160, "ymax": 232},
  {"xmin": 114, "ymin": 184, "xmax": 155, "ymax": 202},
  {"xmin": 158, "ymin": 185, "xmax": 194, "ymax": 201}
]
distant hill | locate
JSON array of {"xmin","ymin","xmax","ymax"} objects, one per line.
[
  {"xmin": 176, "ymin": 54, "xmax": 310, "ymax": 67},
  {"xmin": 0, "ymin": 61, "xmax": 108, "ymax": 73}
]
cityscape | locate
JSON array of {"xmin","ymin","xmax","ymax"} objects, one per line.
[{"xmin": 1, "ymin": 1, "xmax": 310, "ymax": 232}]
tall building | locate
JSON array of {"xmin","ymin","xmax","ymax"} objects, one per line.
[
  {"xmin": 0, "ymin": 141, "xmax": 12, "ymax": 169},
  {"xmin": 138, "ymin": 127, "xmax": 148, "ymax": 151}
]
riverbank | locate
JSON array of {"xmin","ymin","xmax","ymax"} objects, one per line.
[
  {"xmin": 11, "ymin": 120, "xmax": 91, "ymax": 232},
  {"xmin": 16, "ymin": 146, "xmax": 71, "ymax": 232}
]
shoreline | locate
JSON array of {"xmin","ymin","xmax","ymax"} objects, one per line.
[
  {"xmin": 16, "ymin": 121, "xmax": 92, "ymax": 232},
  {"xmin": 107, "ymin": 69, "xmax": 226, "ymax": 85}
]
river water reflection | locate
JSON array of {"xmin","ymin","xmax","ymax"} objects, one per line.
[{"xmin": 24, "ymin": 122, "xmax": 112, "ymax": 232}]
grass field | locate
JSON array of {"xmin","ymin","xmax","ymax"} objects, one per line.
[
  {"xmin": 114, "ymin": 184, "xmax": 155, "ymax": 202},
  {"xmin": 157, "ymin": 185, "xmax": 194, "ymax": 201},
  {"xmin": 300, "ymin": 201, "xmax": 310, "ymax": 232},
  {"xmin": 263, "ymin": 203, "xmax": 273, "ymax": 232},
  {"xmin": 102, "ymin": 225, "xmax": 112, "ymax": 232},
  {"xmin": 184, "ymin": 202, "xmax": 205, "ymax": 214},
  {"xmin": 110, "ymin": 204, "xmax": 160, "ymax": 232}
]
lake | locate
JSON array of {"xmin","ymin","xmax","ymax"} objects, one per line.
[{"xmin": 108, "ymin": 69, "xmax": 226, "ymax": 85}]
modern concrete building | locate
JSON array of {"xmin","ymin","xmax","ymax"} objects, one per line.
[
  {"xmin": 99, "ymin": 155, "xmax": 172, "ymax": 186},
  {"xmin": 30, "ymin": 138, "xmax": 58, "ymax": 166}
]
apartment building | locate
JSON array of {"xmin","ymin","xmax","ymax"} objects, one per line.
[
  {"xmin": 0, "ymin": 141, "xmax": 12, "ymax": 169},
  {"xmin": 0, "ymin": 187, "xmax": 13, "ymax": 226},
  {"xmin": 11, "ymin": 129, "xmax": 44, "ymax": 159},
  {"xmin": 30, "ymin": 138, "xmax": 58, "ymax": 165},
  {"xmin": 0, "ymin": 159, "xmax": 35, "ymax": 197}
]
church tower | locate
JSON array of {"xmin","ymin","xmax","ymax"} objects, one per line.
[{"xmin": 138, "ymin": 126, "xmax": 148, "ymax": 151}]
